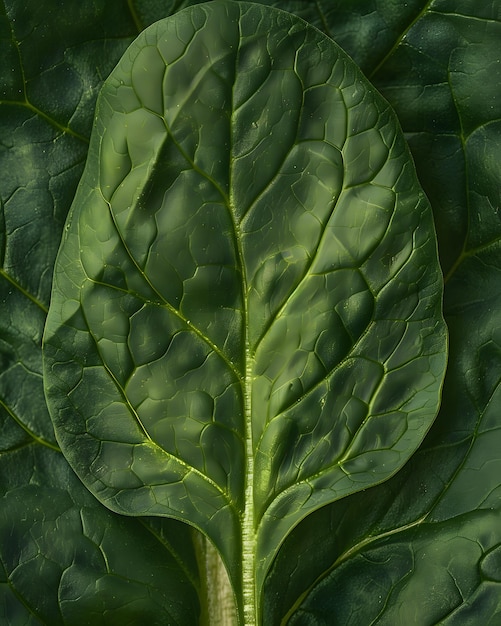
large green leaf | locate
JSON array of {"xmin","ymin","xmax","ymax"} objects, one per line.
[{"xmin": 42, "ymin": 1, "xmax": 446, "ymax": 621}]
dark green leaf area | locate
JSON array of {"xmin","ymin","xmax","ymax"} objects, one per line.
[
  {"xmin": 0, "ymin": 110, "xmax": 84, "ymax": 309},
  {"xmin": 2, "ymin": 0, "xmax": 139, "ymax": 135},
  {"xmin": 0, "ymin": 104, "xmax": 85, "ymax": 449},
  {"xmin": 370, "ymin": 4, "xmax": 501, "ymax": 136},
  {"xmin": 0, "ymin": 215, "xmax": 57, "ymax": 449},
  {"xmin": 0, "ymin": 578, "xmax": 42, "ymax": 626},
  {"xmin": 0, "ymin": 10, "xmax": 24, "ymax": 101},
  {"xmin": 0, "ymin": 447, "xmax": 199, "ymax": 626},
  {"xmin": 466, "ymin": 122, "xmax": 501, "ymax": 251},
  {"xmin": 405, "ymin": 132, "xmax": 467, "ymax": 275},
  {"xmin": 368, "ymin": 4, "xmax": 501, "ymax": 271},
  {"xmin": 43, "ymin": 0, "xmax": 446, "ymax": 600},
  {"xmin": 289, "ymin": 512, "xmax": 501, "ymax": 626}
]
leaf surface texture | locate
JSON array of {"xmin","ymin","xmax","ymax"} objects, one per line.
[{"xmin": 42, "ymin": 2, "xmax": 446, "ymax": 616}]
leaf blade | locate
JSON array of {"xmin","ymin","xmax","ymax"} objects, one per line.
[{"xmin": 43, "ymin": 1, "xmax": 447, "ymax": 620}]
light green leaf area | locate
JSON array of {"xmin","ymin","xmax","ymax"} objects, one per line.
[{"xmin": 42, "ymin": 0, "xmax": 446, "ymax": 616}]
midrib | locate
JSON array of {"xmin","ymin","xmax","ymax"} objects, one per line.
[{"xmin": 242, "ymin": 350, "xmax": 257, "ymax": 625}]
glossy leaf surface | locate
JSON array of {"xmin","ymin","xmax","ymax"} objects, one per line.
[{"xmin": 42, "ymin": 1, "xmax": 446, "ymax": 619}]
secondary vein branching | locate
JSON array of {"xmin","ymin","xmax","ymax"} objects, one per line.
[
  {"xmin": 368, "ymin": 0, "xmax": 435, "ymax": 79},
  {"xmin": 0, "ymin": 397, "xmax": 61, "ymax": 452},
  {"xmin": 0, "ymin": 268, "xmax": 48, "ymax": 314},
  {"xmin": 97, "ymin": 192, "xmax": 241, "ymax": 383},
  {"xmin": 79, "ymin": 306, "xmax": 233, "ymax": 505}
]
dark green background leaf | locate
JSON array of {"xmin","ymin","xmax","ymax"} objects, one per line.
[{"xmin": 0, "ymin": 447, "xmax": 200, "ymax": 625}]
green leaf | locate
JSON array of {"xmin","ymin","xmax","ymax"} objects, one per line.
[
  {"xmin": 43, "ymin": 1, "xmax": 446, "ymax": 621},
  {"xmin": 7, "ymin": 0, "xmax": 500, "ymax": 624}
]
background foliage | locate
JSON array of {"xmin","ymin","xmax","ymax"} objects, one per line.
[{"xmin": 1, "ymin": 0, "xmax": 500, "ymax": 623}]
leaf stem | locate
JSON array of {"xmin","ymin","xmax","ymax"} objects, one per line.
[
  {"xmin": 193, "ymin": 530, "xmax": 237, "ymax": 625},
  {"xmin": 242, "ymin": 354, "xmax": 257, "ymax": 625}
]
